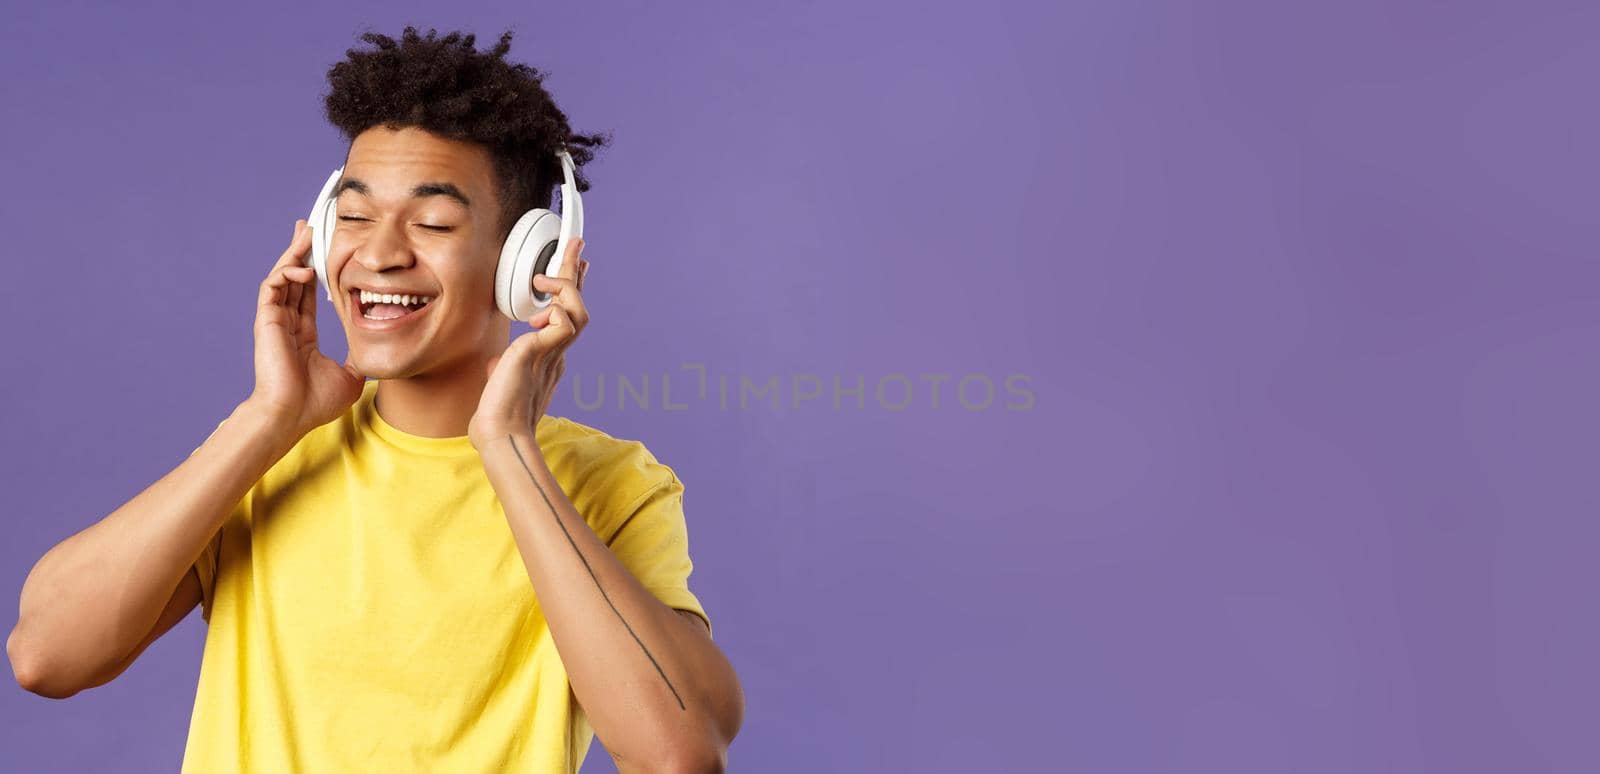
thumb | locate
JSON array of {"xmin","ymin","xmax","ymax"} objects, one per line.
[{"xmin": 484, "ymin": 355, "xmax": 502, "ymax": 381}]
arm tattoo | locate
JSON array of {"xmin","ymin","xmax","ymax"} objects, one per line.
[{"xmin": 507, "ymin": 435, "xmax": 687, "ymax": 711}]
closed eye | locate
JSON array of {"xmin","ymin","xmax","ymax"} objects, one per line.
[{"xmin": 338, "ymin": 216, "xmax": 450, "ymax": 232}]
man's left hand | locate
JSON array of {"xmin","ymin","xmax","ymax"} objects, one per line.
[{"xmin": 468, "ymin": 237, "xmax": 589, "ymax": 449}]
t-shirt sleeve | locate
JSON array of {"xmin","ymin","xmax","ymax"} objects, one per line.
[
  {"xmin": 187, "ymin": 417, "xmax": 243, "ymax": 623},
  {"xmin": 602, "ymin": 459, "xmax": 713, "ymax": 639},
  {"xmin": 191, "ymin": 523, "xmax": 225, "ymax": 623}
]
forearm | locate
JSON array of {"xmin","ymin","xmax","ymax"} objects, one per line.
[
  {"xmin": 477, "ymin": 431, "xmax": 734, "ymax": 770},
  {"xmin": 8, "ymin": 400, "xmax": 294, "ymax": 695}
]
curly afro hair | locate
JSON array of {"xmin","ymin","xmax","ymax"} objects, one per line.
[{"xmin": 322, "ymin": 26, "xmax": 609, "ymax": 237}]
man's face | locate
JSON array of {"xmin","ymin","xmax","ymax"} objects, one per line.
[{"xmin": 326, "ymin": 125, "xmax": 510, "ymax": 380}]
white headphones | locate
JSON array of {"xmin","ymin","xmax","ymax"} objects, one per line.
[{"xmin": 304, "ymin": 148, "xmax": 584, "ymax": 321}]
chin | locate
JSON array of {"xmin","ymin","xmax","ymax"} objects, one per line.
[{"xmin": 350, "ymin": 351, "xmax": 422, "ymax": 380}]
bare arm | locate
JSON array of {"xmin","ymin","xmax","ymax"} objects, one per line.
[
  {"xmin": 6, "ymin": 400, "xmax": 295, "ymax": 698},
  {"xmin": 476, "ymin": 433, "xmax": 744, "ymax": 773}
]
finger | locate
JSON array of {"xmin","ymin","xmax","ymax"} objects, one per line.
[
  {"xmin": 297, "ymin": 266, "xmax": 318, "ymax": 324},
  {"xmin": 523, "ymin": 303, "xmax": 573, "ymax": 353},
  {"xmin": 534, "ymin": 236, "xmax": 583, "ymax": 296},
  {"xmin": 262, "ymin": 263, "xmax": 310, "ymax": 293},
  {"xmin": 531, "ymin": 277, "xmax": 589, "ymax": 332},
  {"xmin": 287, "ymin": 265, "xmax": 318, "ymax": 325},
  {"xmin": 285, "ymin": 269, "xmax": 303, "ymax": 320},
  {"xmin": 260, "ymin": 264, "xmax": 314, "ymax": 310},
  {"xmin": 555, "ymin": 237, "xmax": 583, "ymax": 282},
  {"xmin": 273, "ymin": 219, "xmax": 313, "ymax": 272},
  {"xmin": 529, "ymin": 235, "xmax": 582, "ymax": 303},
  {"xmin": 285, "ymin": 257, "xmax": 312, "ymax": 311},
  {"xmin": 535, "ymin": 304, "xmax": 573, "ymax": 352},
  {"xmin": 526, "ymin": 304, "xmax": 553, "ymax": 329},
  {"xmin": 578, "ymin": 259, "xmax": 590, "ymax": 290},
  {"xmin": 259, "ymin": 265, "xmax": 294, "ymax": 308},
  {"xmin": 540, "ymin": 304, "xmax": 579, "ymax": 354},
  {"xmin": 500, "ymin": 328, "xmax": 547, "ymax": 373},
  {"xmin": 529, "ymin": 298, "xmax": 588, "ymax": 341},
  {"xmin": 532, "ymin": 272, "xmax": 577, "ymax": 297},
  {"xmin": 524, "ymin": 302, "xmax": 575, "ymax": 338}
]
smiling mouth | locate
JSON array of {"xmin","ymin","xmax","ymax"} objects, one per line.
[{"xmin": 352, "ymin": 289, "xmax": 436, "ymax": 321}]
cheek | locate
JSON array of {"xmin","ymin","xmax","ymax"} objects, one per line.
[
  {"xmin": 446, "ymin": 255, "xmax": 501, "ymax": 310},
  {"xmin": 435, "ymin": 276, "xmax": 497, "ymax": 329}
]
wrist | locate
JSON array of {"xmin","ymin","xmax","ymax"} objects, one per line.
[
  {"xmin": 232, "ymin": 398, "xmax": 302, "ymax": 455},
  {"xmin": 470, "ymin": 425, "xmax": 541, "ymax": 457}
]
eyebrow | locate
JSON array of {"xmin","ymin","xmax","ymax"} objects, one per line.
[{"xmin": 334, "ymin": 177, "xmax": 472, "ymax": 209}]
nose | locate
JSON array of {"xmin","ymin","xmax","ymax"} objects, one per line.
[{"xmin": 351, "ymin": 219, "xmax": 416, "ymax": 278}]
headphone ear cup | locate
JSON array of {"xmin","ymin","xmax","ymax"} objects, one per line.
[
  {"xmin": 531, "ymin": 240, "xmax": 560, "ymax": 288},
  {"xmin": 311, "ymin": 199, "xmax": 337, "ymax": 302},
  {"xmin": 307, "ymin": 167, "xmax": 343, "ymax": 302},
  {"xmin": 496, "ymin": 208, "xmax": 562, "ymax": 321}
]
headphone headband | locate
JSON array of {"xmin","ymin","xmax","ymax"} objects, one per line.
[{"xmin": 556, "ymin": 148, "xmax": 575, "ymax": 188}]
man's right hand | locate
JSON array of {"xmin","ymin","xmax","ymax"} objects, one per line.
[{"xmin": 246, "ymin": 219, "xmax": 364, "ymax": 442}]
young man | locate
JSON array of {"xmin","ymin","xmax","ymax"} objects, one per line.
[{"xmin": 7, "ymin": 27, "xmax": 743, "ymax": 772}]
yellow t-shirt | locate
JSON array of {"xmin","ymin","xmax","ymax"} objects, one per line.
[{"xmin": 180, "ymin": 379, "xmax": 711, "ymax": 772}]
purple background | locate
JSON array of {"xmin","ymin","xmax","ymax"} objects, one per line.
[{"xmin": 3, "ymin": 1, "xmax": 1595, "ymax": 771}]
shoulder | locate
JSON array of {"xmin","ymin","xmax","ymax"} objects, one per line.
[
  {"xmin": 541, "ymin": 415, "xmax": 677, "ymax": 483},
  {"xmin": 539, "ymin": 416, "xmax": 682, "ymax": 516}
]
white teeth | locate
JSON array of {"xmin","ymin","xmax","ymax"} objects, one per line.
[{"xmin": 358, "ymin": 290, "xmax": 435, "ymax": 306}]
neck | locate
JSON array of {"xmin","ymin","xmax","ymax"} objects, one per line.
[{"xmin": 371, "ymin": 356, "xmax": 494, "ymax": 439}]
